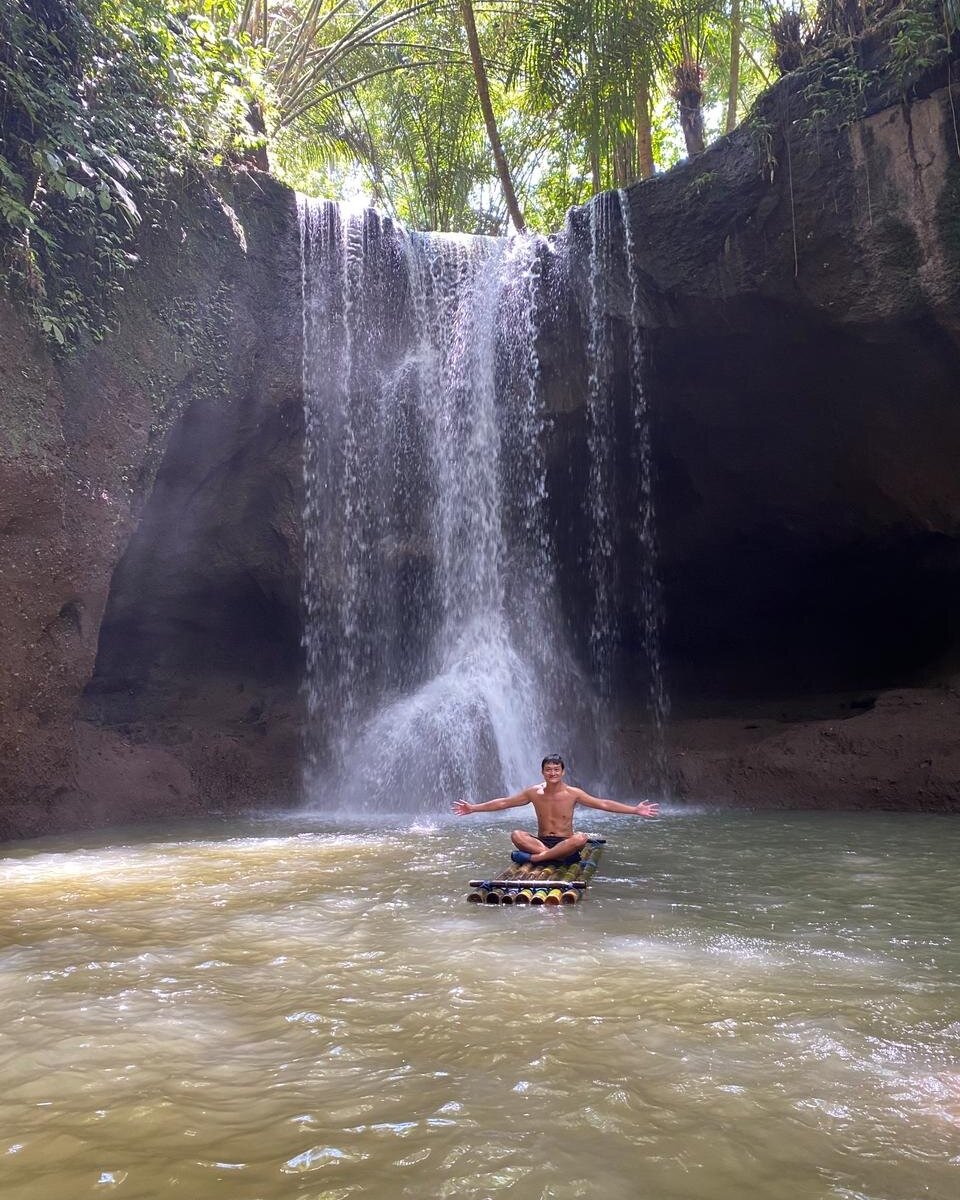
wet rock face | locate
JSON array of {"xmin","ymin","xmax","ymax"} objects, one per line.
[
  {"xmin": 543, "ymin": 82, "xmax": 960, "ymax": 724},
  {"xmin": 0, "ymin": 173, "xmax": 304, "ymax": 840},
  {"xmin": 78, "ymin": 174, "xmax": 306, "ymax": 825},
  {"xmin": 81, "ymin": 353, "xmax": 305, "ymax": 813},
  {"xmin": 601, "ymin": 78, "xmax": 960, "ymax": 808},
  {"xmin": 644, "ymin": 308, "xmax": 960, "ymax": 705}
]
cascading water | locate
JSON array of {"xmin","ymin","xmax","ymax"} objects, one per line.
[
  {"xmin": 299, "ymin": 198, "xmax": 592, "ymax": 810},
  {"xmin": 298, "ymin": 193, "xmax": 668, "ymax": 811},
  {"xmin": 618, "ymin": 189, "xmax": 669, "ymax": 783},
  {"xmin": 583, "ymin": 193, "xmax": 621, "ymax": 703},
  {"xmin": 554, "ymin": 190, "xmax": 668, "ymax": 790}
]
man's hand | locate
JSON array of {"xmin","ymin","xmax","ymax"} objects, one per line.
[
  {"xmin": 634, "ymin": 801, "xmax": 660, "ymax": 817},
  {"xmin": 452, "ymin": 798, "xmax": 474, "ymax": 816}
]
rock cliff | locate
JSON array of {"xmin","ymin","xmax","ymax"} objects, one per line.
[
  {"xmin": 612, "ymin": 66, "xmax": 960, "ymax": 807},
  {"xmin": 0, "ymin": 172, "xmax": 303, "ymax": 840},
  {"xmin": 2, "ymin": 58, "xmax": 960, "ymax": 838}
]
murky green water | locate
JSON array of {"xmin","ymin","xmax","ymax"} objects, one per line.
[{"xmin": 1, "ymin": 811, "xmax": 957, "ymax": 1199}]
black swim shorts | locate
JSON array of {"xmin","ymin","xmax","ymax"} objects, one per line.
[{"xmin": 540, "ymin": 834, "xmax": 581, "ymax": 865}]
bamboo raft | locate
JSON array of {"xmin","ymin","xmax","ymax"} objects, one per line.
[{"xmin": 466, "ymin": 837, "xmax": 605, "ymax": 906}]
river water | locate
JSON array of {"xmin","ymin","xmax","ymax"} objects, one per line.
[{"xmin": 1, "ymin": 811, "xmax": 957, "ymax": 1200}]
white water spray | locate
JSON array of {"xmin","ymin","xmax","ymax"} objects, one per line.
[
  {"xmin": 584, "ymin": 194, "xmax": 621, "ymax": 701},
  {"xmin": 299, "ymin": 200, "xmax": 592, "ymax": 811}
]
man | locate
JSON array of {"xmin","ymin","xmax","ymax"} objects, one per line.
[{"xmin": 452, "ymin": 754, "xmax": 659, "ymax": 865}]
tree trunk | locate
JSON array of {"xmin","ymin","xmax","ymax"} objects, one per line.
[
  {"xmin": 589, "ymin": 147, "xmax": 602, "ymax": 194},
  {"xmin": 678, "ymin": 99, "xmax": 706, "ymax": 157},
  {"xmin": 726, "ymin": 0, "xmax": 741, "ymax": 134},
  {"xmin": 460, "ymin": 0, "xmax": 526, "ymax": 234},
  {"xmin": 635, "ymin": 74, "xmax": 655, "ymax": 180},
  {"xmin": 674, "ymin": 59, "xmax": 706, "ymax": 158}
]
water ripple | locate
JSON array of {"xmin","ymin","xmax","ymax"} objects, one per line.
[{"xmin": 0, "ymin": 813, "xmax": 957, "ymax": 1199}]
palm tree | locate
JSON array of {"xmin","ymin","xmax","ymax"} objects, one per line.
[
  {"xmin": 234, "ymin": 0, "xmax": 468, "ymax": 172},
  {"xmin": 509, "ymin": 0, "xmax": 665, "ymax": 195},
  {"xmin": 350, "ymin": 27, "xmax": 492, "ymax": 231},
  {"xmin": 460, "ymin": 0, "xmax": 526, "ymax": 231},
  {"xmin": 663, "ymin": 0, "xmax": 724, "ymax": 158}
]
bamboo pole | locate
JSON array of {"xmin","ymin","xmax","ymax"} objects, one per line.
[{"xmin": 469, "ymin": 879, "xmax": 584, "ymax": 891}]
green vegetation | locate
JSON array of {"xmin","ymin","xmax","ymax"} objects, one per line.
[
  {"xmin": 266, "ymin": 0, "xmax": 780, "ymax": 228},
  {"xmin": 1, "ymin": 0, "xmax": 957, "ymax": 347},
  {"xmin": 0, "ymin": 0, "xmax": 259, "ymax": 345}
]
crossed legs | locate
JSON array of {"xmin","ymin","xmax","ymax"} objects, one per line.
[{"xmin": 511, "ymin": 829, "xmax": 589, "ymax": 865}]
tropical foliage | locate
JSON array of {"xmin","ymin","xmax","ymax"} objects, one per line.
[
  {"xmin": 0, "ymin": 0, "xmax": 259, "ymax": 344},
  {"xmin": 2, "ymin": 0, "xmax": 957, "ymax": 344}
]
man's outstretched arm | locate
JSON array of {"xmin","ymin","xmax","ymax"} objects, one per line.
[
  {"xmin": 452, "ymin": 790, "xmax": 531, "ymax": 815},
  {"xmin": 576, "ymin": 791, "xmax": 659, "ymax": 817}
]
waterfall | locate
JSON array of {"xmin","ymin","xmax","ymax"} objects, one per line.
[
  {"xmin": 584, "ymin": 193, "xmax": 620, "ymax": 703},
  {"xmin": 298, "ymin": 194, "xmax": 667, "ymax": 811},
  {"xmin": 618, "ymin": 189, "xmax": 668, "ymax": 786},
  {"xmin": 555, "ymin": 190, "xmax": 668, "ymax": 792},
  {"xmin": 299, "ymin": 199, "xmax": 590, "ymax": 811}
]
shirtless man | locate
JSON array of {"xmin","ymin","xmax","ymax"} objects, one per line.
[{"xmin": 452, "ymin": 754, "xmax": 659, "ymax": 865}]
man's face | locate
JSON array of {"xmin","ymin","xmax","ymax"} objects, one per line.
[{"xmin": 542, "ymin": 761, "xmax": 564, "ymax": 784}]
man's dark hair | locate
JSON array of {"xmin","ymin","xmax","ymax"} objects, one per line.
[{"xmin": 541, "ymin": 754, "xmax": 564, "ymax": 770}]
